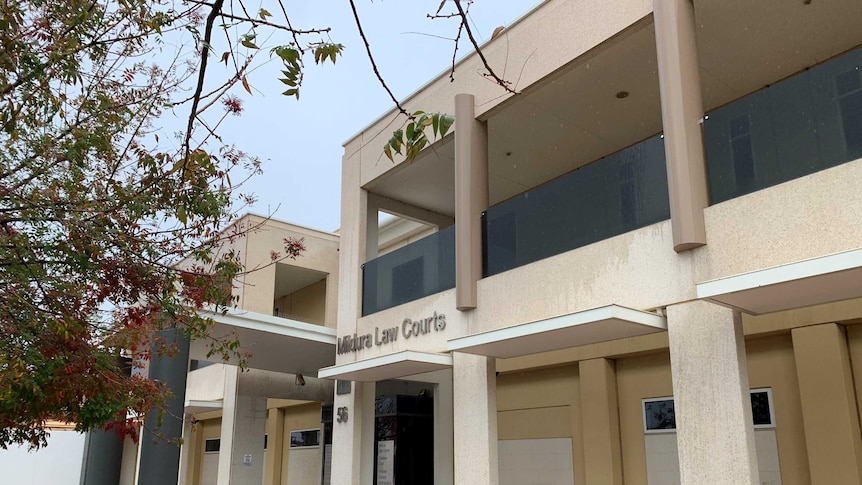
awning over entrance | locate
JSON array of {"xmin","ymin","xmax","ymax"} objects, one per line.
[
  {"xmin": 318, "ymin": 351, "xmax": 453, "ymax": 382},
  {"xmin": 447, "ymin": 305, "xmax": 667, "ymax": 358},
  {"xmin": 189, "ymin": 309, "xmax": 337, "ymax": 375},
  {"xmin": 697, "ymin": 248, "xmax": 862, "ymax": 315}
]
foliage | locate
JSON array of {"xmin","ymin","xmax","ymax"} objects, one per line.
[
  {"xmin": 0, "ymin": 0, "xmax": 339, "ymax": 449},
  {"xmin": 384, "ymin": 111, "xmax": 454, "ymax": 163}
]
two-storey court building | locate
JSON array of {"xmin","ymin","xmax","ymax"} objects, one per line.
[{"xmin": 320, "ymin": 1, "xmax": 862, "ymax": 485}]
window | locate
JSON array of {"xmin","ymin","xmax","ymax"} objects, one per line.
[
  {"xmin": 290, "ymin": 429, "xmax": 321, "ymax": 448},
  {"xmin": 643, "ymin": 398, "xmax": 676, "ymax": 432},
  {"xmin": 643, "ymin": 388, "xmax": 775, "ymax": 433},
  {"xmin": 204, "ymin": 438, "xmax": 220, "ymax": 453}
]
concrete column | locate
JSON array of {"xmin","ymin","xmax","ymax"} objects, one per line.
[
  {"xmin": 666, "ymin": 301, "xmax": 758, "ymax": 485},
  {"xmin": 453, "ymin": 352, "xmax": 498, "ymax": 485},
  {"xmin": 579, "ymin": 358, "xmax": 623, "ymax": 485},
  {"xmin": 138, "ymin": 328, "xmax": 190, "ymax": 485},
  {"xmin": 454, "ymin": 93, "xmax": 489, "ymax": 310},
  {"xmin": 263, "ymin": 408, "xmax": 285, "ymax": 485},
  {"xmin": 177, "ymin": 415, "xmax": 194, "ymax": 485},
  {"xmin": 366, "ymin": 192, "xmax": 379, "ymax": 262},
  {"xmin": 653, "ymin": 0, "xmax": 708, "ymax": 251},
  {"xmin": 792, "ymin": 324, "xmax": 862, "ymax": 484},
  {"xmin": 331, "ymin": 381, "xmax": 373, "ymax": 485},
  {"xmin": 217, "ymin": 366, "xmax": 267, "ymax": 485},
  {"xmin": 435, "ymin": 373, "xmax": 455, "ymax": 485},
  {"xmin": 80, "ymin": 429, "xmax": 124, "ymax": 485},
  {"xmin": 332, "ymin": 135, "xmax": 373, "ymax": 485}
]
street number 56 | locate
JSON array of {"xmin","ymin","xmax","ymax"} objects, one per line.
[{"xmin": 336, "ymin": 406, "xmax": 349, "ymax": 423}]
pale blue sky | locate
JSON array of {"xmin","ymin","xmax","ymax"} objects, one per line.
[{"xmin": 205, "ymin": 1, "xmax": 540, "ymax": 232}]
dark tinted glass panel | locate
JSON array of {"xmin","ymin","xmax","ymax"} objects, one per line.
[
  {"xmin": 750, "ymin": 391, "xmax": 772, "ymax": 426},
  {"xmin": 204, "ymin": 439, "xmax": 220, "ymax": 452},
  {"xmin": 644, "ymin": 399, "xmax": 676, "ymax": 431},
  {"xmin": 483, "ymin": 135, "xmax": 669, "ymax": 277},
  {"xmin": 704, "ymin": 47, "xmax": 862, "ymax": 204},
  {"xmin": 362, "ymin": 225, "xmax": 455, "ymax": 316},
  {"xmin": 290, "ymin": 429, "xmax": 320, "ymax": 448}
]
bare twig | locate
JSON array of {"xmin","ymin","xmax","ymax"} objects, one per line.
[
  {"xmin": 217, "ymin": 12, "xmax": 331, "ymax": 35},
  {"xmin": 451, "ymin": 0, "xmax": 516, "ymax": 94},
  {"xmin": 347, "ymin": 0, "xmax": 410, "ymax": 118}
]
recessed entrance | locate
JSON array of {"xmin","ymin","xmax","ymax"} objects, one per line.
[{"xmin": 373, "ymin": 380, "xmax": 435, "ymax": 485}]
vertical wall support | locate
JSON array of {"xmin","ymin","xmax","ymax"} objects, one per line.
[
  {"xmin": 653, "ymin": 0, "xmax": 708, "ymax": 251},
  {"xmin": 579, "ymin": 358, "xmax": 623, "ymax": 485},
  {"xmin": 666, "ymin": 301, "xmax": 758, "ymax": 485},
  {"xmin": 177, "ymin": 414, "xmax": 194, "ymax": 485},
  {"xmin": 264, "ymin": 408, "xmax": 285, "ymax": 485},
  {"xmin": 217, "ymin": 366, "xmax": 267, "ymax": 485},
  {"xmin": 792, "ymin": 324, "xmax": 862, "ymax": 484},
  {"xmin": 138, "ymin": 328, "xmax": 190, "ymax": 485},
  {"xmin": 454, "ymin": 93, "xmax": 489, "ymax": 310},
  {"xmin": 366, "ymin": 193, "xmax": 379, "ymax": 262},
  {"xmin": 452, "ymin": 352, "xmax": 498, "ymax": 485},
  {"xmin": 331, "ymin": 142, "xmax": 371, "ymax": 485}
]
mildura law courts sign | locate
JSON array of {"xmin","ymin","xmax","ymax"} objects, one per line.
[{"xmin": 336, "ymin": 312, "xmax": 446, "ymax": 355}]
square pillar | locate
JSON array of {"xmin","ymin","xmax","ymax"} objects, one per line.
[
  {"xmin": 331, "ymin": 381, "xmax": 375, "ymax": 485},
  {"xmin": 217, "ymin": 366, "xmax": 267, "ymax": 485},
  {"xmin": 263, "ymin": 408, "xmax": 285, "ymax": 485},
  {"xmin": 653, "ymin": 0, "xmax": 709, "ymax": 251},
  {"xmin": 666, "ymin": 301, "xmax": 758, "ymax": 485},
  {"xmin": 454, "ymin": 93, "xmax": 489, "ymax": 310},
  {"xmin": 579, "ymin": 358, "xmax": 623, "ymax": 485},
  {"xmin": 453, "ymin": 352, "xmax": 498, "ymax": 485},
  {"xmin": 792, "ymin": 323, "xmax": 862, "ymax": 484}
]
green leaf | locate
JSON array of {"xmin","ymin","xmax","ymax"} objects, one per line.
[
  {"xmin": 438, "ymin": 114, "xmax": 454, "ymax": 137},
  {"xmin": 258, "ymin": 8, "xmax": 272, "ymax": 19}
]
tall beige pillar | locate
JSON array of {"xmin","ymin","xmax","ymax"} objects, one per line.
[
  {"xmin": 453, "ymin": 352, "xmax": 498, "ymax": 485},
  {"xmin": 454, "ymin": 93, "xmax": 489, "ymax": 310},
  {"xmin": 263, "ymin": 408, "xmax": 285, "ymax": 485},
  {"xmin": 217, "ymin": 366, "xmax": 268, "ymax": 485},
  {"xmin": 653, "ymin": 0, "xmax": 708, "ymax": 251},
  {"xmin": 579, "ymin": 358, "xmax": 623, "ymax": 485},
  {"xmin": 331, "ymin": 146, "xmax": 372, "ymax": 484},
  {"xmin": 792, "ymin": 324, "xmax": 862, "ymax": 484},
  {"xmin": 666, "ymin": 301, "xmax": 758, "ymax": 485}
]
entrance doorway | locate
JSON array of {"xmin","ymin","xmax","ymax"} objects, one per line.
[{"xmin": 373, "ymin": 380, "xmax": 435, "ymax": 485}]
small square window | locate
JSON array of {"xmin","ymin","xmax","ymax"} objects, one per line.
[
  {"xmin": 204, "ymin": 438, "xmax": 220, "ymax": 453},
  {"xmin": 750, "ymin": 388, "xmax": 775, "ymax": 428},
  {"xmin": 643, "ymin": 398, "xmax": 676, "ymax": 432}
]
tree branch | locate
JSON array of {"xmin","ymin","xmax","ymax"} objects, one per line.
[
  {"xmin": 347, "ymin": 0, "xmax": 410, "ymax": 118},
  {"xmin": 183, "ymin": 0, "xmax": 226, "ymax": 165},
  {"xmin": 451, "ymin": 0, "xmax": 516, "ymax": 94}
]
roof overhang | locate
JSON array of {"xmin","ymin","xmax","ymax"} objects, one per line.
[
  {"xmin": 697, "ymin": 248, "xmax": 862, "ymax": 315},
  {"xmin": 184, "ymin": 400, "xmax": 223, "ymax": 414},
  {"xmin": 318, "ymin": 351, "xmax": 452, "ymax": 382},
  {"xmin": 447, "ymin": 305, "xmax": 666, "ymax": 358},
  {"xmin": 190, "ymin": 309, "xmax": 337, "ymax": 375}
]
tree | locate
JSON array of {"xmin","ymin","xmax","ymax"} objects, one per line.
[
  {"xmin": 0, "ymin": 0, "xmax": 512, "ymax": 449},
  {"xmin": 0, "ymin": 0, "xmax": 340, "ymax": 449}
]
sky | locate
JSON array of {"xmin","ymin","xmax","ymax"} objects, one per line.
[{"xmin": 191, "ymin": 1, "xmax": 541, "ymax": 232}]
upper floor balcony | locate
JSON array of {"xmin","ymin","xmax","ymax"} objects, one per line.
[{"xmin": 351, "ymin": 0, "xmax": 862, "ymax": 319}]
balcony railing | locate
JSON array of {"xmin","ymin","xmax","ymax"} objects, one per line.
[
  {"xmin": 705, "ymin": 46, "xmax": 862, "ymax": 204},
  {"xmin": 482, "ymin": 134, "xmax": 670, "ymax": 277},
  {"xmin": 362, "ymin": 225, "xmax": 456, "ymax": 316}
]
